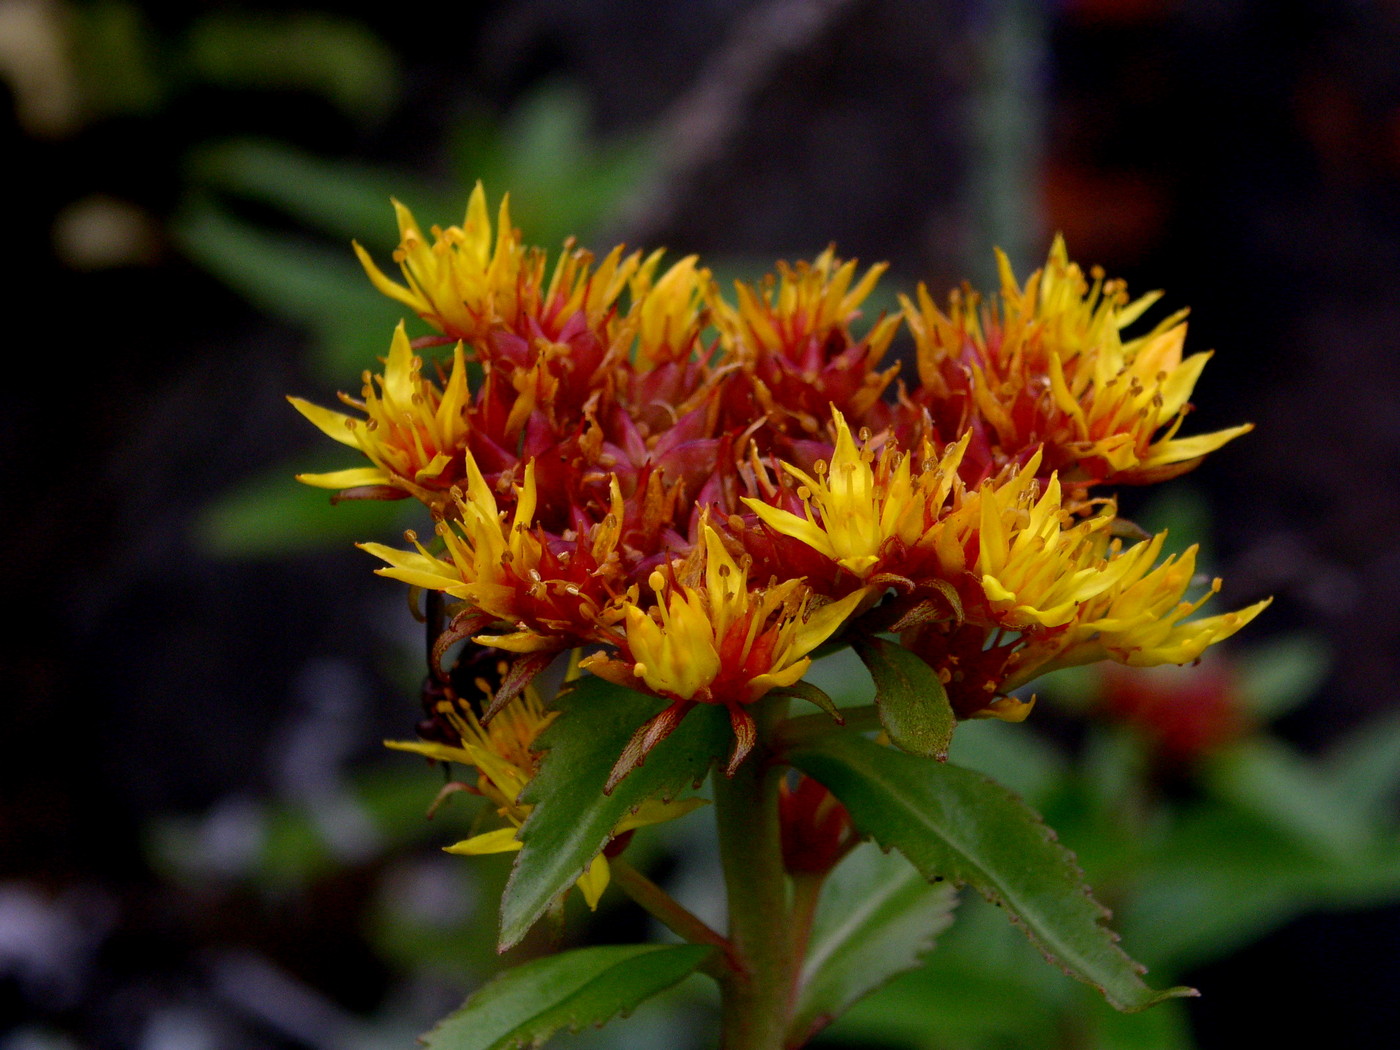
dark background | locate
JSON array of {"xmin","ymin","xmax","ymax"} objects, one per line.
[{"xmin": 4, "ymin": 0, "xmax": 1399, "ymax": 1047}]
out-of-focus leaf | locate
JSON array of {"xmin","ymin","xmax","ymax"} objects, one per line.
[
  {"xmin": 71, "ymin": 0, "xmax": 163, "ymax": 117},
  {"xmin": 1087, "ymin": 991, "xmax": 1194, "ymax": 1050},
  {"xmin": 1326, "ymin": 708, "xmax": 1400, "ymax": 820},
  {"xmin": 1122, "ymin": 799, "xmax": 1400, "ymax": 971},
  {"xmin": 449, "ymin": 81, "xmax": 656, "ymax": 247},
  {"xmin": 185, "ymin": 11, "xmax": 399, "ymax": 121},
  {"xmin": 824, "ymin": 896, "xmax": 1066, "ymax": 1049},
  {"xmin": 945, "ymin": 715, "xmax": 1066, "ymax": 805},
  {"xmin": 792, "ymin": 844, "xmax": 957, "ymax": 1043},
  {"xmin": 786, "ymin": 732, "xmax": 1192, "ymax": 1012},
  {"xmin": 194, "ymin": 456, "xmax": 419, "ymax": 558},
  {"xmin": 803, "ymin": 647, "xmax": 874, "ymax": 708},
  {"xmin": 854, "ymin": 635, "xmax": 955, "ymax": 760},
  {"xmin": 1204, "ymin": 739, "xmax": 1371, "ymax": 858},
  {"xmin": 1236, "ymin": 633, "xmax": 1330, "ymax": 721},
  {"xmin": 172, "ymin": 199, "xmax": 406, "ymax": 377},
  {"xmin": 186, "ymin": 138, "xmax": 451, "ymax": 246},
  {"xmin": 1128, "ymin": 484, "xmax": 1213, "ymax": 566},
  {"xmin": 422, "ymin": 944, "xmax": 713, "ymax": 1050},
  {"xmin": 501, "ymin": 677, "xmax": 727, "ymax": 950}
]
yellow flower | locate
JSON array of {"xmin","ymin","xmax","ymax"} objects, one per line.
[
  {"xmin": 359, "ymin": 452, "xmax": 533, "ymax": 618},
  {"xmin": 356, "ymin": 183, "xmax": 646, "ymax": 349},
  {"xmin": 745, "ymin": 412, "xmax": 1144, "ymax": 630},
  {"xmin": 712, "ymin": 248, "xmax": 896, "ymax": 364},
  {"xmin": 628, "ymin": 251, "xmax": 710, "ymax": 365},
  {"xmin": 288, "ymin": 321, "xmax": 473, "ymax": 508},
  {"xmin": 616, "ymin": 525, "xmax": 865, "ymax": 707},
  {"xmin": 903, "ymin": 236, "xmax": 1252, "ymax": 486},
  {"xmin": 354, "ymin": 182, "xmax": 526, "ymax": 345},
  {"xmin": 744, "ymin": 409, "xmax": 969, "ymax": 578},
  {"xmin": 583, "ymin": 524, "xmax": 867, "ymax": 782},
  {"xmin": 1048, "ymin": 542, "xmax": 1271, "ymax": 671},
  {"xmin": 960, "ymin": 459, "xmax": 1160, "ymax": 630},
  {"xmin": 709, "ymin": 248, "xmax": 901, "ymax": 433},
  {"xmin": 359, "ymin": 449, "xmax": 629, "ymax": 652},
  {"xmin": 387, "ymin": 685, "xmax": 703, "ymax": 910}
]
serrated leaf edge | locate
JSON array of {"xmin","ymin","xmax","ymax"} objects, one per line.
[{"xmin": 790, "ymin": 740, "xmax": 1196, "ymax": 1011}]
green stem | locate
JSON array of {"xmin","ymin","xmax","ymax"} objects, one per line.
[
  {"xmin": 609, "ymin": 857, "xmax": 736, "ymax": 977},
  {"xmin": 714, "ymin": 701, "xmax": 794, "ymax": 1050}
]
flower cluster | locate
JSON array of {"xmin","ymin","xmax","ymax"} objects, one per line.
[{"xmin": 293, "ymin": 182, "xmax": 1266, "ymax": 823}]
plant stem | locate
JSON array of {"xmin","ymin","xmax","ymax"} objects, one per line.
[
  {"xmin": 609, "ymin": 857, "xmax": 736, "ymax": 977},
  {"xmin": 713, "ymin": 701, "xmax": 794, "ymax": 1050}
]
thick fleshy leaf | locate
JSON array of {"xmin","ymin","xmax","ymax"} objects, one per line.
[
  {"xmin": 501, "ymin": 676, "xmax": 730, "ymax": 949},
  {"xmin": 791, "ymin": 844, "xmax": 958, "ymax": 1043},
  {"xmin": 854, "ymin": 635, "xmax": 955, "ymax": 760},
  {"xmin": 422, "ymin": 943, "xmax": 713, "ymax": 1050},
  {"xmin": 785, "ymin": 731, "xmax": 1193, "ymax": 1012}
]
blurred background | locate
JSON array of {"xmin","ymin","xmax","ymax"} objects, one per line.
[{"xmin": 4, "ymin": 0, "xmax": 1400, "ymax": 1047}]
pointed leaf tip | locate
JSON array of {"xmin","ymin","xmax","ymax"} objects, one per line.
[{"xmin": 786, "ymin": 731, "xmax": 1193, "ymax": 1012}]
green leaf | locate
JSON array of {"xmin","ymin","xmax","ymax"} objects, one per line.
[
  {"xmin": 455, "ymin": 81, "xmax": 656, "ymax": 248},
  {"xmin": 501, "ymin": 677, "xmax": 729, "ymax": 949},
  {"xmin": 1236, "ymin": 632, "xmax": 1330, "ymax": 721},
  {"xmin": 186, "ymin": 137, "xmax": 451, "ymax": 246},
  {"xmin": 422, "ymin": 943, "xmax": 713, "ymax": 1050},
  {"xmin": 185, "ymin": 11, "xmax": 399, "ymax": 121},
  {"xmin": 1088, "ymin": 992, "xmax": 1195, "ymax": 1050},
  {"xmin": 1325, "ymin": 707, "xmax": 1400, "ymax": 821},
  {"xmin": 193, "ymin": 455, "xmax": 419, "ymax": 558},
  {"xmin": 772, "ymin": 679, "xmax": 845, "ymax": 722},
  {"xmin": 1204, "ymin": 739, "xmax": 1372, "ymax": 858},
  {"xmin": 826, "ymin": 897, "xmax": 1067, "ymax": 1050},
  {"xmin": 171, "ymin": 199, "xmax": 406, "ymax": 378},
  {"xmin": 785, "ymin": 731, "xmax": 1192, "ymax": 1012},
  {"xmin": 791, "ymin": 844, "xmax": 958, "ymax": 1042},
  {"xmin": 853, "ymin": 635, "xmax": 955, "ymax": 760},
  {"xmin": 945, "ymin": 716, "xmax": 1066, "ymax": 805},
  {"xmin": 1121, "ymin": 794, "xmax": 1400, "ymax": 972}
]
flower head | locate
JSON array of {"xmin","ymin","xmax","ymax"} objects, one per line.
[
  {"xmin": 356, "ymin": 184, "xmax": 650, "ymax": 356},
  {"xmin": 710, "ymin": 248, "xmax": 901, "ymax": 439},
  {"xmin": 355, "ymin": 183, "xmax": 527, "ymax": 345},
  {"xmin": 583, "ymin": 523, "xmax": 866, "ymax": 780},
  {"xmin": 289, "ymin": 322, "xmax": 474, "ymax": 508},
  {"xmin": 744, "ymin": 408, "xmax": 968, "ymax": 580},
  {"xmin": 902, "ymin": 237, "xmax": 1252, "ymax": 491},
  {"xmin": 360, "ymin": 452, "xmax": 629, "ymax": 652},
  {"xmin": 296, "ymin": 189, "xmax": 1268, "ymax": 789}
]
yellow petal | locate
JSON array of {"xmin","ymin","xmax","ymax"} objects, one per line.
[
  {"xmin": 352, "ymin": 240, "xmax": 420, "ymax": 312},
  {"xmin": 287, "ymin": 396, "xmax": 361, "ymax": 448},
  {"xmin": 444, "ymin": 827, "xmax": 523, "ymax": 855},
  {"xmin": 294, "ymin": 466, "xmax": 391, "ymax": 489},
  {"xmin": 614, "ymin": 797, "xmax": 709, "ymax": 834},
  {"xmin": 384, "ymin": 738, "xmax": 473, "ymax": 765},
  {"xmin": 575, "ymin": 854, "xmax": 610, "ymax": 910}
]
